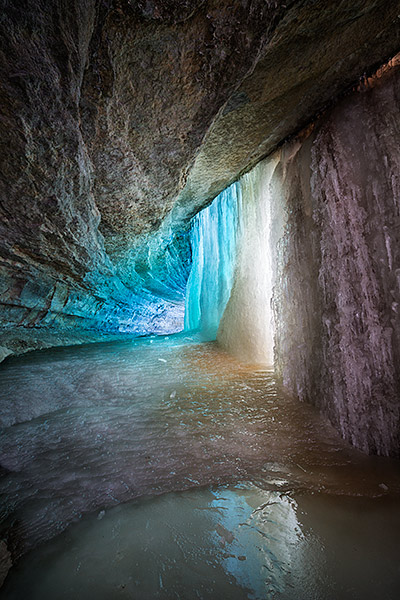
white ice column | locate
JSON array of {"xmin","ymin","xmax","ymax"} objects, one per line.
[{"xmin": 217, "ymin": 159, "xmax": 277, "ymax": 365}]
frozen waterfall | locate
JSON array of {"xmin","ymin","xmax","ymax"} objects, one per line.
[
  {"xmin": 184, "ymin": 182, "xmax": 239, "ymax": 339},
  {"xmin": 185, "ymin": 160, "xmax": 277, "ymax": 364}
]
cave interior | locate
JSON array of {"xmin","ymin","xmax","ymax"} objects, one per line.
[{"xmin": 1, "ymin": 0, "xmax": 400, "ymax": 597}]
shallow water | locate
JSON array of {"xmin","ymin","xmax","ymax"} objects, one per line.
[
  {"xmin": 3, "ymin": 485, "xmax": 400, "ymax": 600},
  {"xmin": 0, "ymin": 334, "xmax": 400, "ymax": 598}
]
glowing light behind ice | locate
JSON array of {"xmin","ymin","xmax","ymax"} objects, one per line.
[
  {"xmin": 217, "ymin": 160, "xmax": 276, "ymax": 365},
  {"xmin": 184, "ymin": 182, "xmax": 239, "ymax": 338},
  {"xmin": 184, "ymin": 160, "xmax": 275, "ymax": 364}
]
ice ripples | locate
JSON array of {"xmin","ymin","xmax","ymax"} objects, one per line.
[{"xmin": 1, "ymin": 335, "xmax": 399, "ymax": 558}]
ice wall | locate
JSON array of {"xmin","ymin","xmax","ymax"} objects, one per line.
[
  {"xmin": 217, "ymin": 162, "xmax": 277, "ymax": 365},
  {"xmin": 185, "ymin": 162, "xmax": 276, "ymax": 364},
  {"xmin": 184, "ymin": 183, "xmax": 239, "ymax": 339},
  {"xmin": 271, "ymin": 66, "xmax": 400, "ymax": 457}
]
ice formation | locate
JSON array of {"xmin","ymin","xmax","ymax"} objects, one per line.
[
  {"xmin": 217, "ymin": 161, "xmax": 277, "ymax": 365},
  {"xmin": 185, "ymin": 163, "xmax": 276, "ymax": 365},
  {"xmin": 184, "ymin": 183, "xmax": 239, "ymax": 339},
  {"xmin": 270, "ymin": 69, "xmax": 400, "ymax": 457},
  {"xmin": 185, "ymin": 64, "xmax": 400, "ymax": 455}
]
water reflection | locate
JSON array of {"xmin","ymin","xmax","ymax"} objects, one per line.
[{"xmin": 2, "ymin": 484, "xmax": 400, "ymax": 600}]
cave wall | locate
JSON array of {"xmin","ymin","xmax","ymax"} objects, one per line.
[
  {"xmin": 0, "ymin": 0, "xmax": 137, "ymax": 354},
  {"xmin": 272, "ymin": 65, "xmax": 400, "ymax": 456},
  {"xmin": 175, "ymin": 0, "xmax": 400, "ymax": 221}
]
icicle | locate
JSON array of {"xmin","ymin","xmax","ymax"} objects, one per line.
[
  {"xmin": 217, "ymin": 160, "xmax": 276, "ymax": 365},
  {"xmin": 185, "ymin": 158, "xmax": 276, "ymax": 364},
  {"xmin": 184, "ymin": 183, "xmax": 239, "ymax": 339}
]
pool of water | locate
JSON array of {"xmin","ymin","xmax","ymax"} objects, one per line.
[{"xmin": 0, "ymin": 334, "xmax": 399, "ymax": 598}]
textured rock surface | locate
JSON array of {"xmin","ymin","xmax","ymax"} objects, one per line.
[
  {"xmin": 80, "ymin": 0, "xmax": 288, "ymax": 289},
  {"xmin": 0, "ymin": 540, "xmax": 12, "ymax": 588},
  {"xmin": 1, "ymin": 0, "xmax": 400, "ymax": 358},
  {"xmin": 271, "ymin": 65, "xmax": 400, "ymax": 456},
  {"xmin": 0, "ymin": 0, "xmax": 282, "ymax": 355},
  {"xmin": 175, "ymin": 0, "xmax": 400, "ymax": 221}
]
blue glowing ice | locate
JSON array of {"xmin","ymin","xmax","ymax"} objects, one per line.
[
  {"xmin": 185, "ymin": 160, "xmax": 275, "ymax": 364},
  {"xmin": 184, "ymin": 182, "xmax": 240, "ymax": 338}
]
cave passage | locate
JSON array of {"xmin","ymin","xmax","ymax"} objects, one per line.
[
  {"xmin": 1, "ymin": 334, "xmax": 400, "ymax": 599},
  {"xmin": 2, "ymin": 124, "xmax": 400, "ymax": 597},
  {"xmin": 1, "ymin": 2, "xmax": 400, "ymax": 590}
]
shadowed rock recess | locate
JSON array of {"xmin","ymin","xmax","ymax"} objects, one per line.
[{"xmin": 1, "ymin": 0, "xmax": 400, "ymax": 454}]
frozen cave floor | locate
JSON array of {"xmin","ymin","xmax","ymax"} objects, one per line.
[{"xmin": 0, "ymin": 333, "xmax": 400, "ymax": 599}]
